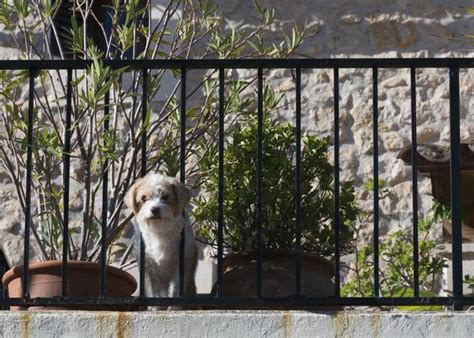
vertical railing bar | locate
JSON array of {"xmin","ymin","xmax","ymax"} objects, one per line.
[
  {"xmin": 372, "ymin": 66, "xmax": 380, "ymax": 297},
  {"xmin": 333, "ymin": 67, "xmax": 341, "ymax": 297},
  {"xmin": 62, "ymin": 68, "xmax": 73, "ymax": 297},
  {"xmin": 139, "ymin": 68, "xmax": 148, "ymax": 297},
  {"xmin": 23, "ymin": 68, "xmax": 35, "ymax": 298},
  {"xmin": 256, "ymin": 67, "xmax": 264, "ymax": 298},
  {"xmin": 0, "ymin": 253, "xmax": 7, "ymax": 310},
  {"xmin": 295, "ymin": 67, "xmax": 302, "ymax": 296},
  {"xmin": 410, "ymin": 67, "xmax": 420, "ymax": 298},
  {"xmin": 449, "ymin": 66, "xmax": 463, "ymax": 310},
  {"xmin": 140, "ymin": 69, "xmax": 148, "ymax": 172},
  {"xmin": 100, "ymin": 85, "xmax": 110, "ymax": 297},
  {"xmin": 179, "ymin": 67, "xmax": 187, "ymax": 297},
  {"xmin": 217, "ymin": 68, "xmax": 225, "ymax": 297},
  {"xmin": 138, "ymin": 235, "xmax": 146, "ymax": 297}
]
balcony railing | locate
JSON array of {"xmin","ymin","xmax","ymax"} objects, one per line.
[{"xmin": 0, "ymin": 58, "xmax": 473, "ymax": 310}]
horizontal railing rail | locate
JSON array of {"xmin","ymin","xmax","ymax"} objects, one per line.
[
  {"xmin": 0, "ymin": 58, "xmax": 469, "ymax": 310},
  {"xmin": 1, "ymin": 58, "xmax": 474, "ymax": 69},
  {"xmin": 2, "ymin": 296, "xmax": 474, "ymax": 307}
]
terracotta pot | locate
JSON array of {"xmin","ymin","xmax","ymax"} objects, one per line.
[
  {"xmin": 2, "ymin": 260, "xmax": 137, "ymax": 310},
  {"xmin": 209, "ymin": 250, "xmax": 335, "ymax": 309},
  {"xmin": 443, "ymin": 220, "xmax": 474, "ymax": 243}
]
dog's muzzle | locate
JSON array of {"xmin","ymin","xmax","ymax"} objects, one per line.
[{"xmin": 150, "ymin": 206, "xmax": 161, "ymax": 219}]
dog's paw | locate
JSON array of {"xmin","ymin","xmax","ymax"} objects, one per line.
[
  {"xmin": 147, "ymin": 305, "xmax": 167, "ymax": 311},
  {"xmin": 166, "ymin": 305, "xmax": 202, "ymax": 311},
  {"xmin": 166, "ymin": 305, "xmax": 183, "ymax": 311}
]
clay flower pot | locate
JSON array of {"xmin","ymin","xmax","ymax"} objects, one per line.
[
  {"xmin": 210, "ymin": 250, "xmax": 335, "ymax": 309},
  {"xmin": 2, "ymin": 260, "xmax": 137, "ymax": 310}
]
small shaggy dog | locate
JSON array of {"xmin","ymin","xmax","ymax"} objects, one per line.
[{"xmin": 125, "ymin": 173, "xmax": 198, "ymax": 302}]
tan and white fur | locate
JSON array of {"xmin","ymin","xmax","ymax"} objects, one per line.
[{"xmin": 125, "ymin": 173, "xmax": 198, "ymax": 303}]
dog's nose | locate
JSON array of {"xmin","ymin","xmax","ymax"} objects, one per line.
[{"xmin": 151, "ymin": 207, "xmax": 160, "ymax": 217}]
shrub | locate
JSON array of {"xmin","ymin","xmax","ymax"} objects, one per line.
[
  {"xmin": 194, "ymin": 108, "xmax": 358, "ymax": 257},
  {"xmin": 342, "ymin": 190, "xmax": 447, "ymax": 299},
  {"xmin": 0, "ymin": 0, "xmax": 307, "ymax": 263}
]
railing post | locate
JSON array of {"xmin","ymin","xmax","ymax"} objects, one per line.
[
  {"xmin": 256, "ymin": 67, "xmax": 264, "ymax": 298},
  {"xmin": 139, "ymin": 68, "xmax": 148, "ymax": 297},
  {"xmin": 295, "ymin": 67, "xmax": 302, "ymax": 297},
  {"xmin": 410, "ymin": 67, "xmax": 420, "ymax": 297},
  {"xmin": 217, "ymin": 68, "xmax": 225, "ymax": 297},
  {"xmin": 333, "ymin": 67, "xmax": 341, "ymax": 297},
  {"xmin": 372, "ymin": 67, "xmax": 380, "ymax": 297},
  {"xmin": 62, "ymin": 68, "xmax": 73, "ymax": 297},
  {"xmin": 179, "ymin": 67, "xmax": 187, "ymax": 297},
  {"xmin": 100, "ymin": 83, "xmax": 110, "ymax": 297},
  {"xmin": 22, "ymin": 68, "xmax": 36, "ymax": 298},
  {"xmin": 449, "ymin": 66, "xmax": 463, "ymax": 310}
]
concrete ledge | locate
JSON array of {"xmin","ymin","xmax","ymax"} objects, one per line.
[{"xmin": 1, "ymin": 310, "xmax": 474, "ymax": 338}]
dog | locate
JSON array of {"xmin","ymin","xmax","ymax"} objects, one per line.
[{"xmin": 125, "ymin": 173, "xmax": 198, "ymax": 305}]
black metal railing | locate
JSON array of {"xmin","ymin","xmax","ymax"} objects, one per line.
[
  {"xmin": 0, "ymin": 58, "xmax": 473, "ymax": 310},
  {"xmin": 0, "ymin": 250, "xmax": 9, "ymax": 310}
]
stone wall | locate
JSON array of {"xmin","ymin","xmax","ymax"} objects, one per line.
[
  {"xmin": 2, "ymin": 311, "xmax": 474, "ymax": 337},
  {"xmin": 217, "ymin": 0, "xmax": 474, "ymax": 238},
  {"xmin": 0, "ymin": 1, "xmax": 473, "ymax": 290}
]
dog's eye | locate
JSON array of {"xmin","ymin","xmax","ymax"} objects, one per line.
[
  {"xmin": 161, "ymin": 194, "xmax": 169, "ymax": 201},
  {"xmin": 141, "ymin": 195, "xmax": 148, "ymax": 202}
]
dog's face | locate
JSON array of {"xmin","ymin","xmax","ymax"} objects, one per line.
[{"xmin": 125, "ymin": 174, "xmax": 191, "ymax": 231}]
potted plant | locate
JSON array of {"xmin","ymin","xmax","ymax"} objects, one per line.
[
  {"xmin": 0, "ymin": 0, "xmax": 307, "ymax": 309},
  {"xmin": 398, "ymin": 144, "xmax": 474, "ymax": 241},
  {"xmin": 342, "ymin": 182, "xmax": 447, "ymax": 310},
  {"xmin": 194, "ymin": 97, "xmax": 358, "ymax": 299}
]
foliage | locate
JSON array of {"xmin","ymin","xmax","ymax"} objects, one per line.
[
  {"xmin": 194, "ymin": 88, "xmax": 358, "ymax": 256},
  {"xmin": 342, "ymin": 183, "xmax": 448, "ymax": 301},
  {"xmin": 341, "ymin": 221, "xmax": 446, "ymax": 297},
  {"xmin": 0, "ymin": 0, "xmax": 307, "ymax": 263},
  {"xmin": 464, "ymin": 274, "xmax": 474, "ymax": 294}
]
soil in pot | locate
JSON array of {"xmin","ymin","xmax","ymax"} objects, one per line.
[
  {"xmin": 2, "ymin": 260, "xmax": 137, "ymax": 310},
  {"xmin": 209, "ymin": 250, "xmax": 337, "ymax": 310}
]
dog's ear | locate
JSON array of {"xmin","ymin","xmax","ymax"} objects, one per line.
[
  {"xmin": 171, "ymin": 179, "xmax": 192, "ymax": 214},
  {"xmin": 125, "ymin": 177, "xmax": 143, "ymax": 214}
]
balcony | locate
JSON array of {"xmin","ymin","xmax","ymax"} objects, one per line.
[{"xmin": 0, "ymin": 58, "xmax": 473, "ymax": 313}]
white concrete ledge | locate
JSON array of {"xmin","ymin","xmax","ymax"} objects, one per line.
[{"xmin": 1, "ymin": 310, "xmax": 474, "ymax": 338}]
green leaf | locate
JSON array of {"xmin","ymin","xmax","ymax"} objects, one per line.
[{"xmin": 13, "ymin": 0, "xmax": 28, "ymax": 18}]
